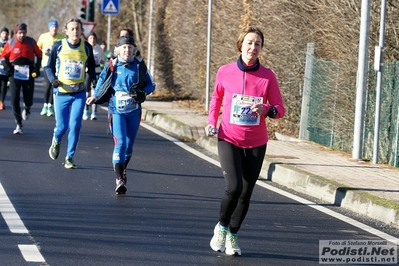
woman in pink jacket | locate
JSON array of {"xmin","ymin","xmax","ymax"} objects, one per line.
[{"xmin": 206, "ymin": 26, "xmax": 285, "ymax": 256}]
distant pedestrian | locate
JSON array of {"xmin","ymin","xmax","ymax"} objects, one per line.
[
  {"xmin": 100, "ymin": 41, "xmax": 110, "ymax": 65},
  {"xmin": 83, "ymin": 32, "xmax": 103, "ymax": 121},
  {"xmin": 37, "ymin": 20, "xmax": 65, "ymax": 117},
  {"xmin": 0, "ymin": 23, "xmax": 42, "ymax": 134},
  {"xmin": 86, "ymin": 35, "xmax": 156, "ymax": 194},
  {"xmin": 206, "ymin": 26, "xmax": 285, "ymax": 256},
  {"xmin": 45, "ymin": 18, "xmax": 97, "ymax": 169},
  {"xmin": 0, "ymin": 27, "xmax": 9, "ymax": 110},
  {"xmin": 8, "ymin": 30, "xmax": 14, "ymax": 39},
  {"xmin": 110, "ymin": 28, "xmax": 140, "ymax": 59}
]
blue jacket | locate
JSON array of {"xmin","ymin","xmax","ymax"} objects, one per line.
[{"xmin": 93, "ymin": 57, "xmax": 155, "ymax": 114}]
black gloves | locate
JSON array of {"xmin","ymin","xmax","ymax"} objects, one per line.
[
  {"xmin": 267, "ymin": 105, "xmax": 278, "ymax": 118},
  {"xmin": 130, "ymin": 89, "xmax": 146, "ymax": 103},
  {"xmin": 52, "ymin": 79, "xmax": 61, "ymax": 88}
]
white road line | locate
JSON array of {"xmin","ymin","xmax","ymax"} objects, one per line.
[
  {"xmin": 0, "ymin": 182, "xmax": 28, "ymax": 234},
  {"xmin": 18, "ymin": 245, "xmax": 45, "ymax": 262},
  {"xmin": 0, "ymin": 183, "xmax": 47, "ymax": 263},
  {"xmin": 140, "ymin": 123, "xmax": 220, "ymax": 166},
  {"xmin": 142, "ymin": 122, "xmax": 399, "ymax": 244},
  {"xmin": 255, "ymin": 181, "xmax": 399, "ymax": 244}
]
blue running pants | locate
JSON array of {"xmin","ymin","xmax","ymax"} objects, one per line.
[
  {"xmin": 53, "ymin": 90, "xmax": 86, "ymax": 158},
  {"xmin": 111, "ymin": 111, "xmax": 141, "ymax": 164}
]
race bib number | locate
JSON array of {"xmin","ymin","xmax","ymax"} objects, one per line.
[
  {"xmin": 115, "ymin": 92, "xmax": 138, "ymax": 113},
  {"xmin": 14, "ymin": 65, "xmax": 30, "ymax": 80},
  {"xmin": 230, "ymin": 94, "xmax": 263, "ymax": 126},
  {"xmin": 63, "ymin": 59, "xmax": 83, "ymax": 80}
]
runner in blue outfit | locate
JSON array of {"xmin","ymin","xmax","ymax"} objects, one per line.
[
  {"xmin": 45, "ymin": 18, "xmax": 97, "ymax": 169},
  {"xmin": 86, "ymin": 35, "xmax": 155, "ymax": 194}
]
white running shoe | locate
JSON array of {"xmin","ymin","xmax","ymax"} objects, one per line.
[
  {"xmin": 13, "ymin": 124, "xmax": 23, "ymax": 134},
  {"xmin": 22, "ymin": 108, "xmax": 30, "ymax": 120},
  {"xmin": 47, "ymin": 106, "xmax": 54, "ymax": 116},
  {"xmin": 225, "ymin": 233, "xmax": 241, "ymax": 256},
  {"xmin": 115, "ymin": 178, "xmax": 127, "ymax": 194},
  {"xmin": 83, "ymin": 110, "xmax": 89, "ymax": 120},
  {"xmin": 40, "ymin": 106, "xmax": 48, "ymax": 116},
  {"xmin": 210, "ymin": 223, "xmax": 228, "ymax": 252},
  {"xmin": 90, "ymin": 112, "xmax": 97, "ymax": 120}
]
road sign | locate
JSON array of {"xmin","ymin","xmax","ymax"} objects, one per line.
[
  {"xmin": 102, "ymin": 0, "xmax": 119, "ymax": 15},
  {"xmin": 82, "ymin": 22, "xmax": 97, "ymax": 39}
]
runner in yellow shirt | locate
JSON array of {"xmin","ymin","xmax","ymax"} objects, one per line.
[{"xmin": 37, "ymin": 20, "xmax": 64, "ymax": 116}]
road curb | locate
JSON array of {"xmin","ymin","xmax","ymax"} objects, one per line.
[
  {"xmin": 142, "ymin": 108, "xmax": 194, "ymax": 139},
  {"xmin": 259, "ymin": 159, "xmax": 399, "ymax": 229}
]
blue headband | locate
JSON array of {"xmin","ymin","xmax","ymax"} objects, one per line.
[{"xmin": 48, "ymin": 20, "xmax": 58, "ymax": 29}]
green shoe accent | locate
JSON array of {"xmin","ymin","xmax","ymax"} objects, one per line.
[
  {"xmin": 49, "ymin": 137, "xmax": 60, "ymax": 160},
  {"xmin": 64, "ymin": 157, "xmax": 77, "ymax": 169},
  {"xmin": 40, "ymin": 106, "xmax": 48, "ymax": 116},
  {"xmin": 47, "ymin": 106, "xmax": 54, "ymax": 116},
  {"xmin": 225, "ymin": 233, "xmax": 241, "ymax": 256}
]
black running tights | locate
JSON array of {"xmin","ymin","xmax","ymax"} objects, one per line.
[
  {"xmin": 217, "ymin": 139, "xmax": 266, "ymax": 234},
  {"xmin": 9, "ymin": 76, "xmax": 34, "ymax": 125}
]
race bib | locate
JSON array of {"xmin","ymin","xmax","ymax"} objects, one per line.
[
  {"xmin": 63, "ymin": 59, "xmax": 83, "ymax": 80},
  {"xmin": 230, "ymin": 94, "xmax": 263, "ymax": 126},
  {"xmin": 14, "ymin": 65, "xmax": 30, "ymax": 80},
  {"xmin": 0, "ymin": 65, "xmax": 6, "ymax": 76},
  {"xmin": 115, "ymin": 92, "xmax": 138, "ymax": 113}
]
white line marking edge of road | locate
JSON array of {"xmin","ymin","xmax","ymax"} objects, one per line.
[
  {"xmin": 18, "ymin": 244, "xmax": 46, "ymax": 262},
  {"xmin": 0, "ymin": 182, "xmax": 29, "ymax": 234}
]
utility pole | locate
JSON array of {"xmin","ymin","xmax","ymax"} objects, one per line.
[
  {"xmin": 147, "ymin": 0, "xmax": 154, "ymax": 76},
  {"xmin": 205, "ymin": 0, "xmax": 212, "ymax": 112},
  {"xmin": 352, "ymin": 0, "xmax": 371, "ymax": 160},
  {"xmin": 372, "ymin": 0, "xmax": 387, "ymax": 164}
]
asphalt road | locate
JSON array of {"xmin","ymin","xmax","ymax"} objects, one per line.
[{"xmin": 0, "ymin": 79, "xmax": 398, "ymax": 265}]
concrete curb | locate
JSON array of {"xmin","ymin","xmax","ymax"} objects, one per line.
[
  {"xmin": 142, "ymin": 107, "xmax": 399, "ymax": 229},
  {"xmin": 259, "ymin": 158, "xmax": 399, "ymax": 229},
  {"xmin": 142, "ymin": 109, "xmax": 194, "ymax": 139}
]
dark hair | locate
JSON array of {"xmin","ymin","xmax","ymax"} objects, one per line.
[
  {"xmin": 100, "ymin": 41, "xmax": 106, "ymax": 46},
  {"xmin": 63, "ymin": 18, "xmax": 83, "ymax": 34},
  {"xmin": 118, "ymin": 28, "xmax": 133, "ymax": 37},
  {"xmin": 236, "ymin": 26, "xmax": 264, "ymax": 53},
  {"xmin": 1, "ymin": 27, "xmax": 9, "ymax": 34},
  {"xmin": 88, "ymin": 32, "xmax": 97, "ymax": 39}
]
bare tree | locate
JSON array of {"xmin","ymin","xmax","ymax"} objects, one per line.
[{"xmin": 8, "ymin": 0, "xmax": 399, "ymax": 141}]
